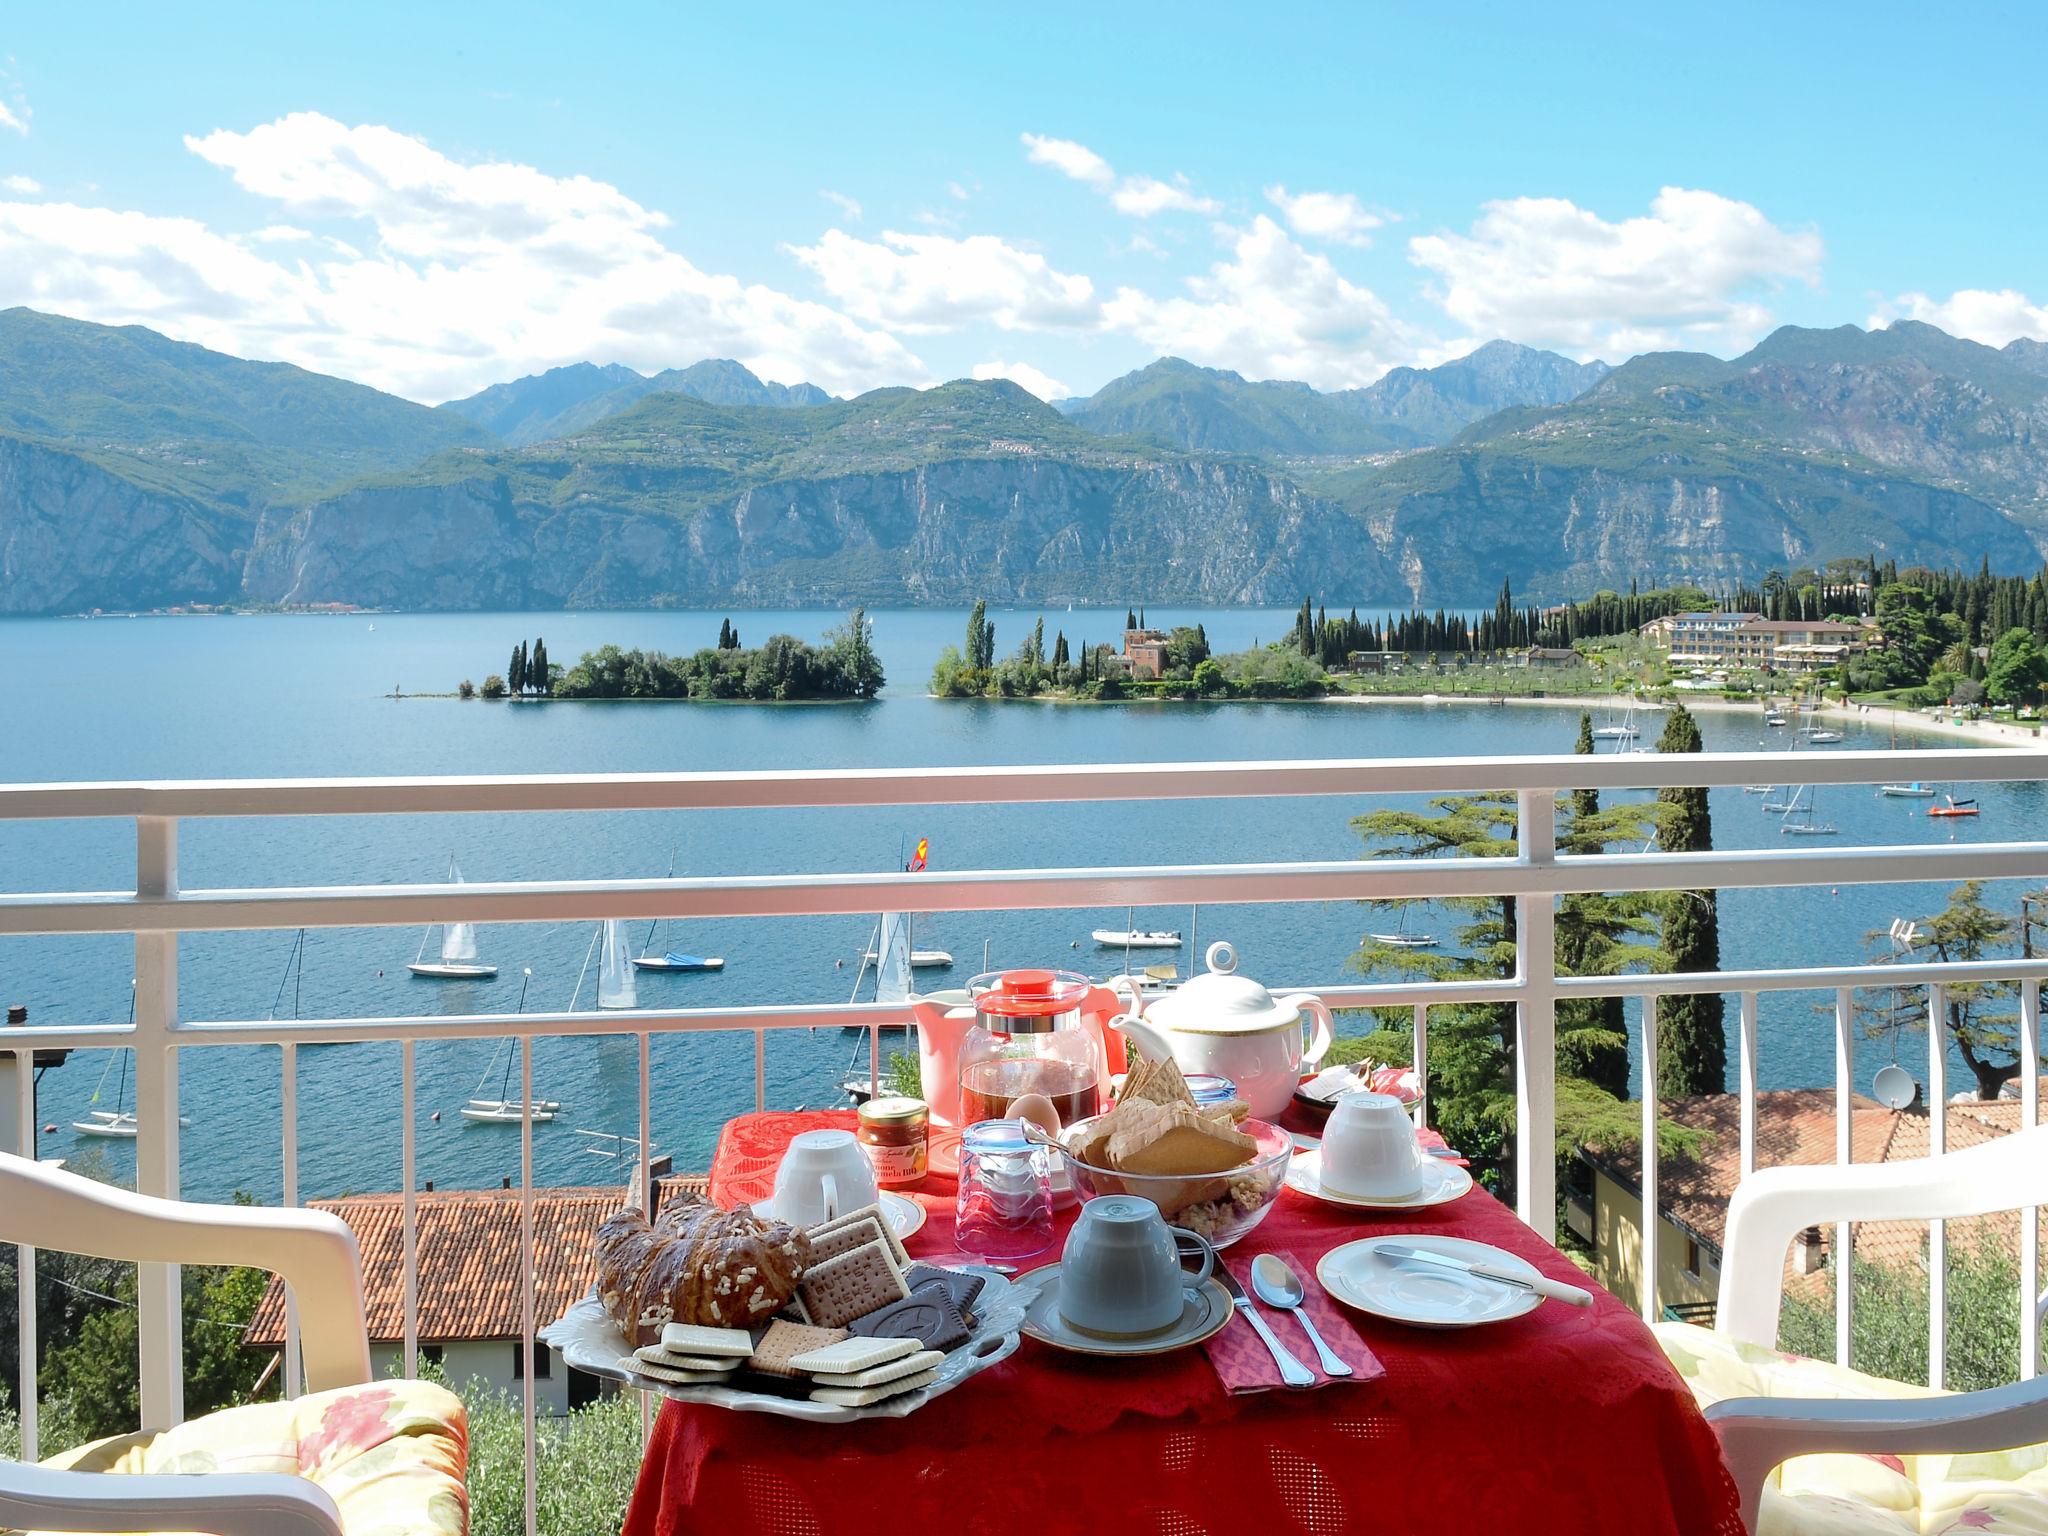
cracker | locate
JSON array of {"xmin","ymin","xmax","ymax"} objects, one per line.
[
  {"xmin": 847, "ymin": 1284, "xmax": 971, "ymax": 1352},
  {"xmin": 808, "ymin": 1368, "xmax": 939, "ymax": 1407},
  {"xmin": 798, "ymin": 1237, "xmax": 910, "ymax": 1328},
  {"xmin": 657, "ymin": 1323, "xmax": 754, "ymax": 1359},
  {"xmin": 786, "ymin": 1334, "xmax": 921, "ymax": 1375},
  {"xmin": 624, "ymin": 1357, "xmax": 737, "ymax": 1385},
  {"xmin": 903, "ymin": 1263, "xmax": 985, "ymax": 1322},
  {"xmin": 633, "ymin": 1345, "xmax": 742, "ymax": 1372},
  {"xmin": 1127, "ymin": 1054, "xmax": 1192, "ymax": 1107},
  {"xmin": 808, "ymin": 1348, "xmax": 945, "ymax": 1390},
  {"xmin": 749, "ymin": 1319, "xmax": 850, "ymax": 1379},
  {"xmin": 810, "ymin": 1203, "xmax": 909, "ymax": 1267},
  {"xmin": 806, "ymin": 1213, "xmax": 890, "ymax": 1264}
]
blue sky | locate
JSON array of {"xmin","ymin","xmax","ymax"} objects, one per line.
[{"xmin": 1, "ymin": 1, "xmax": 2041, "ymax": 403}]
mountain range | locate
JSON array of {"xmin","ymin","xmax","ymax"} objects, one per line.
[{"xmin": 2, "ymin": 305, "xmax": 2044, "ymax": 616}]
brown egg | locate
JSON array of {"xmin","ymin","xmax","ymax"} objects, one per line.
[{"xmin": 1009, "ymin": 1091, "xmax": 1062, "ymax": 1137}]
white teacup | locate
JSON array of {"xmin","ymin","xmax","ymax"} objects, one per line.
[
  {"xmin": 770, "ymin": 1129, "xmax": 879, "ymax": 1227},
  {"xmin": 1057, "ymin": 1194, "xmax": 1215, "ymax": 1338},
  {"xmin": 1320, "ymin": 1091, "xmax": 1422, "ymax": 1199}
]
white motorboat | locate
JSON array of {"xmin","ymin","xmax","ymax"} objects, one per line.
[
  {"xmin": 408, "ymin": 858, "xmax": 498, "ymax": 979},
  {"xmin": 1092, "ymin": 929, "xmax": 1183, "ymax": 948},
  {"xmin": 1881, "ymin": 782, "xmax": 1937, "ymax": 798},
  {"xmin": 1764, "ymin": 709, "xmax": 1790, "ymax": 727}
]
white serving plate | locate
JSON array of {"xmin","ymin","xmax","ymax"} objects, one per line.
[
  {"xmin": 542, "ymin": 1267, "xmax": 1024, "ymax": 1424},
  {"xmin": 1285, "ymin": 1148, "xmax": 1473, "ymax": 1209},
  {"xmin": 1317, "ymin": 1236, "xmax": 1542, "ymax": 1329}
]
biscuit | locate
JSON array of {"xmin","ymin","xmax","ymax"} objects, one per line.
[
  {"xmin": 786, "ymin": 1334, "xmax": 921, "ymax": 1375},
  {"xmin": 624, "ymin": 1357, "xmax": 737, "ymax": 1385},
  {"xmin": 809, "ymin": 1203, "xmax": 910, "ymax": 1267},
  {"xmin": 798, "ymin": 1237, "xmax": 910, "ymax": 1328},
  {"xmin": 903, "ymin": 1263, "xmax": 985, "ymax": 1322},
  {"xmin": 846, "ymin": 1284, "xmax": 971, "ymax": 1352},
  {"xmin": 657, "ymin": 1323, "xmax": 754, "ymax": 1359},
  {"xmin": 749, "ymin": 1319, "xmax": 850, "ymax": 1379},
  {"xmin": 633, "ymin": 1344, "xmax": 742, "ymax": 1372},
  {"xmin": 808, "ymin": 1368, "xmax": 939, "ymax": 1407},
  {"xmin": 806, "ymin": 1213, "xmax": 890, "ymax": 1264},
  {"xmin": 807, "ymin": 1348, "xmax": 945, "ymax": 1390}
]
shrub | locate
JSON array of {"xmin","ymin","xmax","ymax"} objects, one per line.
[
  {"xmin": 480, "ymin": 675, "xmax": 507, "ymax": 700},
  {"xmin": 458, "ymin": 678, "xmax": 477, "ymax": 699}
]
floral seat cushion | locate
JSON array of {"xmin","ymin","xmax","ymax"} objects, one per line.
[
  {"xmin": 1656, "ymin": 1321, "xmax": 2048, "ymax": 1535},
  {"xmin": 36, "ymin": 1378, "xmax": 467, "ymax": 1536}
]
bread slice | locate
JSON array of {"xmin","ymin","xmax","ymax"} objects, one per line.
[
  {"xmin": 1105, "ymin": 1101, "xmax": 1255, "ymax": 1176},
  {"xmin": 1125, "ymin": 1055, "xmax": 1193, "ymax": 1107}
]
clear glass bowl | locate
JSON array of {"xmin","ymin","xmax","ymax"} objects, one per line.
[{"xmin": 1056, "ymin": 1116, "xmax": 1293, "ymax": 1249}]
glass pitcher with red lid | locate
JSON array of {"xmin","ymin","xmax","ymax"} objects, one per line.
[{"xmin": 958, "ymin": 967, "xmax": 1109, "ymax": 1128}]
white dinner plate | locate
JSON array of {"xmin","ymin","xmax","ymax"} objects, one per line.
[
  {"xmin": 1285, "ymin": 1148, "xmax": 1473, "ymax": 1210},
  {"xmin": 749, "ymin": 1189, "xmax": 927, "ymax": 1242},
  {"xmin": 1317, "ymin": 1236, "xmax": 1543, "ymax": 1329}
]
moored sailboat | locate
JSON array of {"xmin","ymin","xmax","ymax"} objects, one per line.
[{"xmin": 407, "ymin": 858, "xmax": 498, "ymax": 979}]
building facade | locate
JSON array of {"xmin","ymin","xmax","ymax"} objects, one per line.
[{"xmin": 1640, "ymin": 613, "xmax": 1869, "ymax": 673}]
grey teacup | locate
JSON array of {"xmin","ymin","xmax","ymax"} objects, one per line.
[{"xmin": 1057, "ymin": 1194, "xmax": 1216, "ymax": 1337}]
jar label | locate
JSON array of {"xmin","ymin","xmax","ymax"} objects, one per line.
[{"xmin": 864, "ymin": 1141, "xmax": 927, "ymax": 1185}]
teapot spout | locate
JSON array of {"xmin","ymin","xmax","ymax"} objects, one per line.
[{"xmin": 1112, "ymin": 1012, "xmax": 1174, "ymax": 1068}]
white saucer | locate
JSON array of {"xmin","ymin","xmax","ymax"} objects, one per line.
[
  {"xmin": 1016, "ymin": 1264, "xmax": 1234, "ymax": 1357},
  {"xmin": 1318, "ymin": 1236, "xmax": 1542, "ymax": 1329},
  {"xmin": 1285, "ymin": 1149, "xmax": 1473, "ymax": 1209},
  {"xmin": 750, "ymin": 1189, "xmax": 927, "ymax": 1241}
]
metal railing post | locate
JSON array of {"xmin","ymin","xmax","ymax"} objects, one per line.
[
  {"xmin": 1833, "ymin": 986, "xmax": 1855, "ymax": 1369},
  {"xmin": 1514, "ymin": 789, "xmax": 1558, "ymax": 1238},
  {"xmin": 1641, "ymin": 996, "xmax": 1660, "ymax": 1324},
  {"xmin": 1927, "ymin": 983, "xmax": 1947, "ymax": 1390},
  {"xmin": 2022, "ymin": 980, "xmax": 2041, "ymax": 1382},
  {"xmin": 133, "ymin": 814, "xmax": 183, "ymax": 1430}
]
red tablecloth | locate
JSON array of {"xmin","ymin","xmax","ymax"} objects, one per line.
[{"xmin": 622, "ymin": 1112, "xmax": 1742, "ymax": 1536}]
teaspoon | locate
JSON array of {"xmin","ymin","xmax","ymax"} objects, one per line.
[{"xmin": 1250, "ymin": 1253, "xmax": 1352, "ymax": 1377}]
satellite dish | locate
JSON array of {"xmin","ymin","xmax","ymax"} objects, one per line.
[{"xmin": 1873, "ymin": 1063, "xmax": 1918, "ymax": 1111}]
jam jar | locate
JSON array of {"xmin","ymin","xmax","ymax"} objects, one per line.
[{"xmin": 857, "ymin": 1095, "xmax": 929, "ymax": 1187}]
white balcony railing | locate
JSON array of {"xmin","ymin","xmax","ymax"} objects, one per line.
[{"xmin": 3, "ymin": 746, "xmax": 2046, "ymax": 1533}]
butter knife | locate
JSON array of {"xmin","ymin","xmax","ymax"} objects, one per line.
[
  {"xmin": 1375, "ymin": 1242, "xmax": 1594, "ymax": 1307},
  {"xmin": 1216, "ymin": 1265, "xmax": 1316, "ymax": 1387}
]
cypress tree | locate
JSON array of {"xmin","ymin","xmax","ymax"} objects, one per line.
[
  {"xmin": 509, "ymin": 642, "xmax": 526, "ymax": 695},
  {"xmin": 1052, "ymin": 631, "xmax": 1069, "ymax": 669},
  {"xmin": 966, "ymin": 601, "xmax": 988, "ymax": 670},
  {"xmin": 1572, "ymin": 712, "xmax": 1598, "ymax": 822},
  {"xmin": 1654, "ymin": 703, "xmax": 1725, "ymax": 1096},
  {"xmin": 531, "ymin": 637, "xmax": 549, "ymax": 694}
]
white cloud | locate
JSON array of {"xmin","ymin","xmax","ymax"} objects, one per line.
[
  {"xmin": 820, "ymin": 189, "xmax": 862, "ymax": 222},
  {"xmin": 1264, "ymin": 184, "xmax": 1382, "ymax": 246},
  {"xmin": 786, "ymin": 227, "xmax": 1099, "ymax": 333},
  {"xmin": 0, "ymin": 111, "xmax": 925, "ymax": 401},
  {"xmin": 971, "ymin": 358, "xmax": 1070, "ymax": 400},
  {"xmin": 946, "ymin": 181, "xmax": 971, "ymax": 202},
  {"xmin": 250, "ymin": 222, "xmax": 311, "ymax": 242},
  {"xmin": 0, "ymin": 100, "xmax": 25, "ymax": 136},
  {"xmin": 1870, "ymin": 288, "xmax": 2048, "ymax": 347},
  {"xmin": 2, "ymin": 174, "xmax": 38, "ymax": 194},
  {"xmin": 1110, "ymin": 175, "xmax": 1219, "ymax": 218},
  {"xmin": 1408, "ymin": 186, "xmax": 1822, "ymax": 358},
  {"xmin": 1020, "ymin": 133, "xmax": 1113, "ymax": 187},
  {"xmin": 1022, "ymin": 132, "xmax": 1217, "ymax": 219},
  {"xmin": 1101, "ymin": 215, "xmax": 1418, "ymax": 388}
]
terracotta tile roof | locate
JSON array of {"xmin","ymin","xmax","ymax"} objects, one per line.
[
  {"xmin": 1582, "ymin": 1085, "xmax": 2045, "ymax": 1287},
  {"xmin": 246, "ymin": 1177, "xmax": 707, "ymax": 1348}
]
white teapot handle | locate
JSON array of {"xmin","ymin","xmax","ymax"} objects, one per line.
[{"xmin": 1281, "ymin": 994, "xmax": 1334, "ymax": 1068}]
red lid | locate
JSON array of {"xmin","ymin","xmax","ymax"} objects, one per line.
[{"xmin": 969, "ymin": 967, "xmax": 1092, "ymax": 1019}]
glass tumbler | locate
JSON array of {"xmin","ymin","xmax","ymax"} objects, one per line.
[{"xmin": 954, "ymin": 1119, "xmax": 1055, "ymax": 1259}]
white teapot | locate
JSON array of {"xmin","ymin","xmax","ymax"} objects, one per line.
[{"xmin": 1114, "ymin": 942, "xmax": 1333, "ymax": 1120}]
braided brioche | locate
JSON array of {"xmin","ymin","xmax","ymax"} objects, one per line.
[{"xmin": 595, "ymin": 1192, "xmax": 811, "ymax": 1343}]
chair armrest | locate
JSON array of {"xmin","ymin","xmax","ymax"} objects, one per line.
[
  {"xmin": 0, "ymin": 1152, "xmax": 370, "ymax": 1391},
  {"xmin": 1717, "ymin": 1123, "xmax": 2048, "ymax": 1347},
  {"xmin": 0, "ymin": 1461, "xmax": 345, "ymax": 1536},
  {"xmin": 1706, "ymin": 1374, "xmax": 2048, "ymax": 1535}
]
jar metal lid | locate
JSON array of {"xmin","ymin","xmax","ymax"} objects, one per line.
[{"xmin": 859, "ymin": 1095, "xmax": 928, "ymax": 1125}]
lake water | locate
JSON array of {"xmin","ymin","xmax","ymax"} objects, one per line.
[{"xmin": 1, "ymin": 605, "xmax": 2036, "ymax": 1200}]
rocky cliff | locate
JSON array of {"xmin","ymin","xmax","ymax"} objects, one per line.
[
  {"xmin": 242, "ymin": 455, "xmax": 1397, "ymax": 609},
  {"xmin": 0, "ymin": 436, "xmax": 243, "ymax": 613}
]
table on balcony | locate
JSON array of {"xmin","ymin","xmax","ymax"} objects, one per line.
[{"xmin": 621, "ymin": 1112, "xmax": 1742, "ymax": 1536}]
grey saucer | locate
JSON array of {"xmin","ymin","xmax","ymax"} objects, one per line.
[{"xmin": 1017, "ymin": 1264, "xmax": 1234, "ymax": 1357}]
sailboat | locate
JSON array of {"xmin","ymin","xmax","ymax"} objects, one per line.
[
  {"xmin": 597, "ymin": 919, "xmax": 637, "ymax": 1010},
  {"xmin": 633, "ymin": 852, "xmax": 725, "ymax": 971},
  {"xmin": 1798, "ymin": 723, "xmax": 1845, "ymax": 745},
  {"xmin": 1880, "ymin": 781, "xmax": 1938, "ymax": 798},
  {"xmin": 861, "ymin": 839, "xmax": 951, "ymax": 966},
  {"xmin": 1928, "ymin": 796, "xmax": 1981, "ymax": 819},
  {"xmin": 839, "ymin": 910, "xmax": 915, "ymax": 1089},
  {"xmin": 1778, "ymin": 783, "xmax": 1839, "ymax": 836},
  {"xmin": 1592, "ymin": 701, "xmax": 1639, "ymax": 741},
  {"xmin": 1091, "ymin": 928, "xmax": 1182, "ymax": 948},
  {"xmin": 407, "ymin": 858, "xmax": 498, "ymax": 979},
  {"xmin": 73, "ymin": 982, "xmax": 192, "ymax": 1138},
  {"xmin": 461, "ymin": 968, "xmax": 561, "ymax": 1123},
  {"xmin": 1367, "ymin": 904, "xmax": 1440, "ymax": 948}
]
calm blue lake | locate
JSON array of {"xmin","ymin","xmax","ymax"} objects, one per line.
[{"xmin": 0, "ymin": 606, "xmax": 2034, "ymax": 1200}]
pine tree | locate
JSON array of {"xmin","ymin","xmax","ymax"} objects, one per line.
[
  {"xmin": 1654, "ymin": 703, "xmax": 1725, "ymax": 1096},
  {"xmin": 1125, "ymin": 608, "xmax": 1137, "ymax": 631}
]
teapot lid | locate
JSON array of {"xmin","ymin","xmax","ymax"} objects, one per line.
[
  {"xmin": 968, "ymin": 967, "xmax": 1092, "ymax": 1034},
  {"xmin": 1143, "ymin": 942, "xmax": 1301, "ymax": 1033}
]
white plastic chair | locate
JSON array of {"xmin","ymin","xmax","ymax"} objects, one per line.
[
  {"xmin": 1702, "ymin": 1121, "xmax": 2048, "ymax": 1533},
  {"xmin": 0, "ymin": 1152, "xmax": 372, "ymax": 1536}
]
